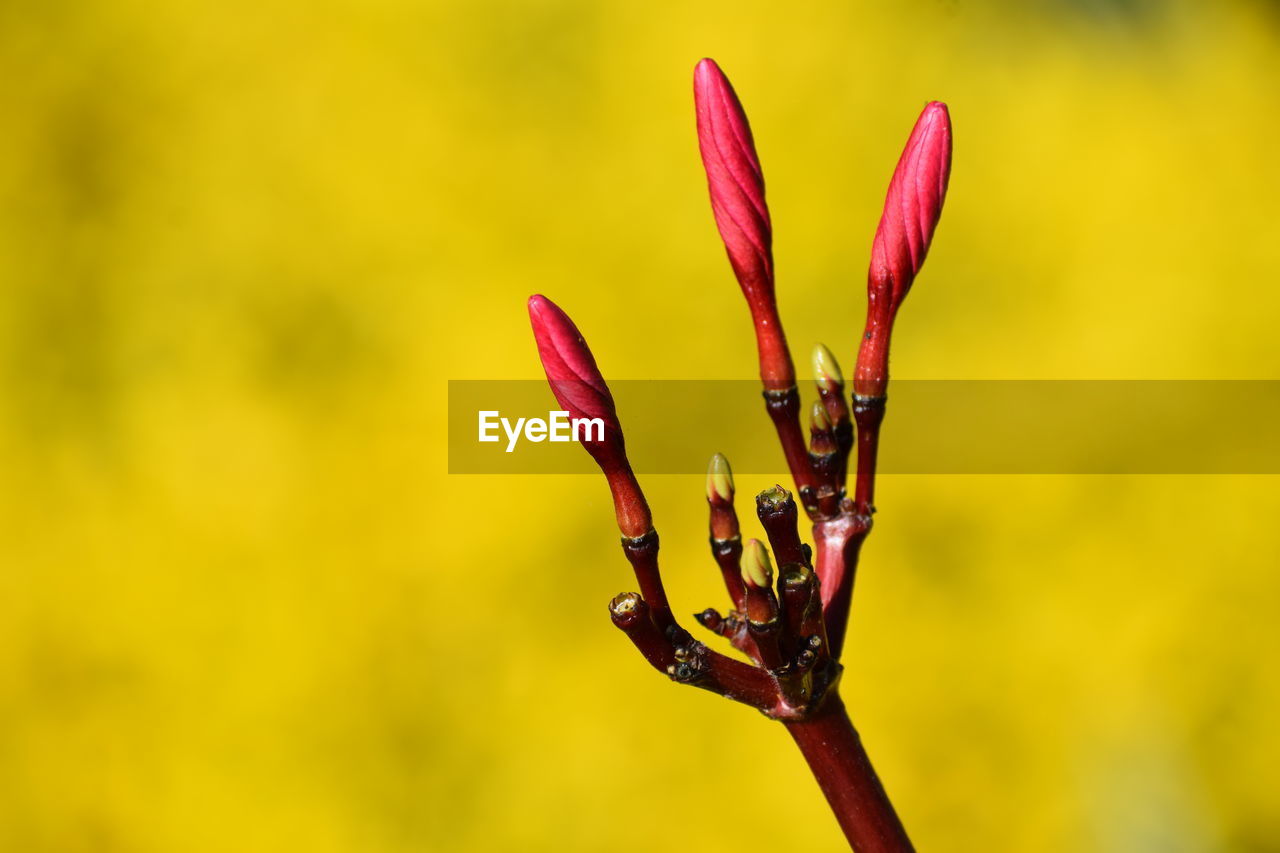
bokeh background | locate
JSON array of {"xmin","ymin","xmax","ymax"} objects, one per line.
[{"xmin": 2, "ymin": 0, "xmax": 1279, "ymax": 850}]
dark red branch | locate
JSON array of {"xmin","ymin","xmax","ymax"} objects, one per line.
[
  {"xmin": 814, "ymin": 394, "xmax": 883, "ymax": 661},
  {"xmin": 756, "ymin": 485, "xmax": 808, "ymax": 567},
  {"xmin": 851, "ymin": 395, "xmax": 886, "ymax": 516},
  {"xmin": 785, "ymin": 696, "xmax": 914, "ymax": 852},
  {"xmin": 621, "ymin": 531, "xmax": 673, "ymax": 629},
  {"xmin": 700, "ymin": 647, "xmax": 782, "ymax": 708},
  {"xmin": 611, "ymin": 593, "xmax": 779, "ymax": 709},
  {"xmin": 764, "ymin": 388, "xmax": 819, "ymax": 512},
  {"xmin": 813, "ymin": 513, "xmax": 870, "ymax": 661},
  {"xmin": 747, "ymin": 618, "xmax": 784, "ymax": 671},
  {"xmin": 779, "ymin": 564, "xmax": 828, "ymax": 661},
  {"xmin": 808, "ymin": 402, "xmax": 843, "ymax": 517},
  {"xmin": 710, "ymin": 537, "xmax": 746, "ymax": 612},
  {"xmin": 609, "ymin": 593, "xmax": 676, "ymax": 672},
  {"xmin": 706, "ymin": 454, "xmax": 745, "ymax": 609}
]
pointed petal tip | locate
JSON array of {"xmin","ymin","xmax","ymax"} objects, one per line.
[
  {"xmin": 919, "ymin": 101, "xmax": 952, "ymax": 143},
  {"xmin": 527, "ymin": 293, "xmax": 554, "ymax": 322},
  {"xmin": 694, "ymin": 57, "xmax": 722, "ymax": 81}
]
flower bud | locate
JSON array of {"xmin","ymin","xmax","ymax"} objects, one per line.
[
  {"xmin": 740, "ymin": 538, "xmax": 774, "ymax": 589},
  {"xmin": 812, "ymin": 343, "xmax": 844, "ymax": 394},
  {"xmin": 809, "ymin": 401, "xmax": 837, "ymax": 460},
  {"xmin": 528, "ymin": 294, "xmax": 651, "ymax": 537},
  {"xmin": 694, "ymin": 58, "xmax": 794, "ymax": 390},
  {"xmin": 706, "ymin": 453, "xmax": 741, "ymax": 547},
  {"xmin": 706, "ymin": 452, "xmax": 735, "ymax": 504},
  {"xmin": 694, "ymin": 59, "xmax": 772, "ymax": 305},
  {"xmin": 810, "ymin": 401, "xmax": 832, "ymax": 433},
  {"xmin": 868, "ymin": 101, "xmax": 952, "ymax": 311},
  {"xmin": 740, "ymin": 539, "xmax": 781, "ymax": 649},
  {"xmin": 857, "ymin": 101, "xmax": 952, "ymax": 397},
  {"xmin": 528, "ymin": 294, "xmax": 621, "ymax": 437}
]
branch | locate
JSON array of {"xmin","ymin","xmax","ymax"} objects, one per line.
[
  {"xmin": 786, "ymin": 696, "xmax": 914, "ymax": 852},
  {"xmin": 527, "ymin": 67, "xmax": 955, "ymax": 852}
]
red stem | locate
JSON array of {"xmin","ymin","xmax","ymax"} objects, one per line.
[
  {"xmin": 710, "ymin": 537, "xmax": 746, "ymax": 611},
  {"xmin": 785, "ymin": 695, "xmax": 914, "ymax": 852},
  {"xmin": 621, "ymin": 530, "xmax": 673, "ymax": 627},
  {"xmin": 764, "ymin": 387, "xmax": 818, "ymax": 510},
  {"xmin": 851, "ymin": 396, "xmax": 885, "ymax": 515},
  {"xmin": 813, "ymin": 516, "xmax": 868, "ymax": 661}
]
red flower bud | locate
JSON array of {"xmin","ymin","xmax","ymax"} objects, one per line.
[
  {"xmin": 694, "ymin": 58, "xmax": 794, "ymax": 390},
  {"xmin": 528, "ymin": 294, "xmax": 620, "ymax": 434},
  {"xmin": 694, "ymin": 59, "xmax": 772, "ymax": 302},
  {"xmin": 856, "ymin": 101, "xmax": 952, "ymax": 397},
  {"xmin": 527, "ymin": 294, "xmax": 651, "ymax": 537},
  {"xmin": 869, "ymin": 101, "xmax": 952, "ymax": 309}
]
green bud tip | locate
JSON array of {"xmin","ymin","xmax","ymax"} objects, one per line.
[
  {"xmin": 812, "ymin": 343, "xmax": 844, "ymax": 392},
  {"xmin": 741, "ymin": 539, "xmax": 774, "ymax": 589},
  {"xmin": 706, "ymin": 453, "xmax": 734, "ymax": 502},
  {"xmin": 810, "ymin": 401, "xmax": 831, "ymax": 432}
]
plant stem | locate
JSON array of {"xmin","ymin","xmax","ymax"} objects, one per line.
[
  {"xmin": 851, "ymin": 395, "xmax": 886, "ymax": 515},
  {"xmin": 784, "ymin": 695, "xmax": 914, "ymax": 852},
  {"xmin": 763, "ymin": 387, "xmax": 819, "ymax": 509},
  {"xmin": 816, "ymin": 394, "xmax": 886, "ymax": 658},
  {"xmin": 620, "ymin": 530, "xmax": 672, "ymax": 627},
  {"xmin": 813, "ymin": 516, "xmax": 869, "ymax": 660}
]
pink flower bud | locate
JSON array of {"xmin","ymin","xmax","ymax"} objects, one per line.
[
  {"xmin": 527, "ymin": 294, "xmax": 651, "ymax": 537},
  {"xmin": 528, "ymin": 294, "xmax": 620, "ymax": 436},
  {"xmin": 868, "ymin": 100, "xmax": 952, "ymax": 313},
  {"xmin": 856, "ymin": 101, "xmax": 952, "ymax": 397},
  {"xmin": 694, "ymin": 59, "xmax": 772, "ymax": 300},
  {"xmin": 694, "ymin": 58, "xmax": 794, "ymax": 390}
]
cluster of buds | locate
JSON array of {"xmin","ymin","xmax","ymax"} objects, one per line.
[
  {"xmin": 695, "ymin": 59, "xmax": 950, "ymax": 521},
  {"xmin": 528, "ymin": 58, "xmax": 951, "ymax": 851}
]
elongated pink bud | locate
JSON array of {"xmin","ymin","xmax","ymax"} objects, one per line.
[
  {"xmin": 694, "ymin": 59, "xmax": 772, "ymax": 301},
  {"xmin": 856, "ymin": 101, "xmax": 952, "ymax": 397},
  {"xmin": 528, "ymin": 294, "xmax": 651, "ymax": 537},
  {"xmin": 528, "ymin": 295, "xmax": 619, "ymax": 432},
  {"xmin": 694, "ymin": 58, "xmax": 794, "ymax": 390},
  {"xmin": 870, "ymin": 101, "xmax": 952, "ymax": 307}
]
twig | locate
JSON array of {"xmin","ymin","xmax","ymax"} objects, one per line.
[{"xmin": 528, "ymin": 59, "xmax": 952, "ymax": 850}]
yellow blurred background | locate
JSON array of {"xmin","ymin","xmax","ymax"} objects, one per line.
[{"xmin": 2, "ymin": 0, "xmax": 1279, "ymax": 850}]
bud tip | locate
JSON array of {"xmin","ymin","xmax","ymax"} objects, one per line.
[
  {"xmin": 810, "ymin": 401, "xmax": 831, "ymax": 432},
  {"xmin": 706, "ymin": 453, "xmax": 735, "ymax": 502},
  {"xmin": 694, "ymin": 56, "xmax": 720, "ymax": 77},
  {"xmin": 812, "ymin": 343, "xmax": 844, "ymax": 392},
  {"xmin": 741, "ymin": 539, "xmax": 773, "ymax": 589}
]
